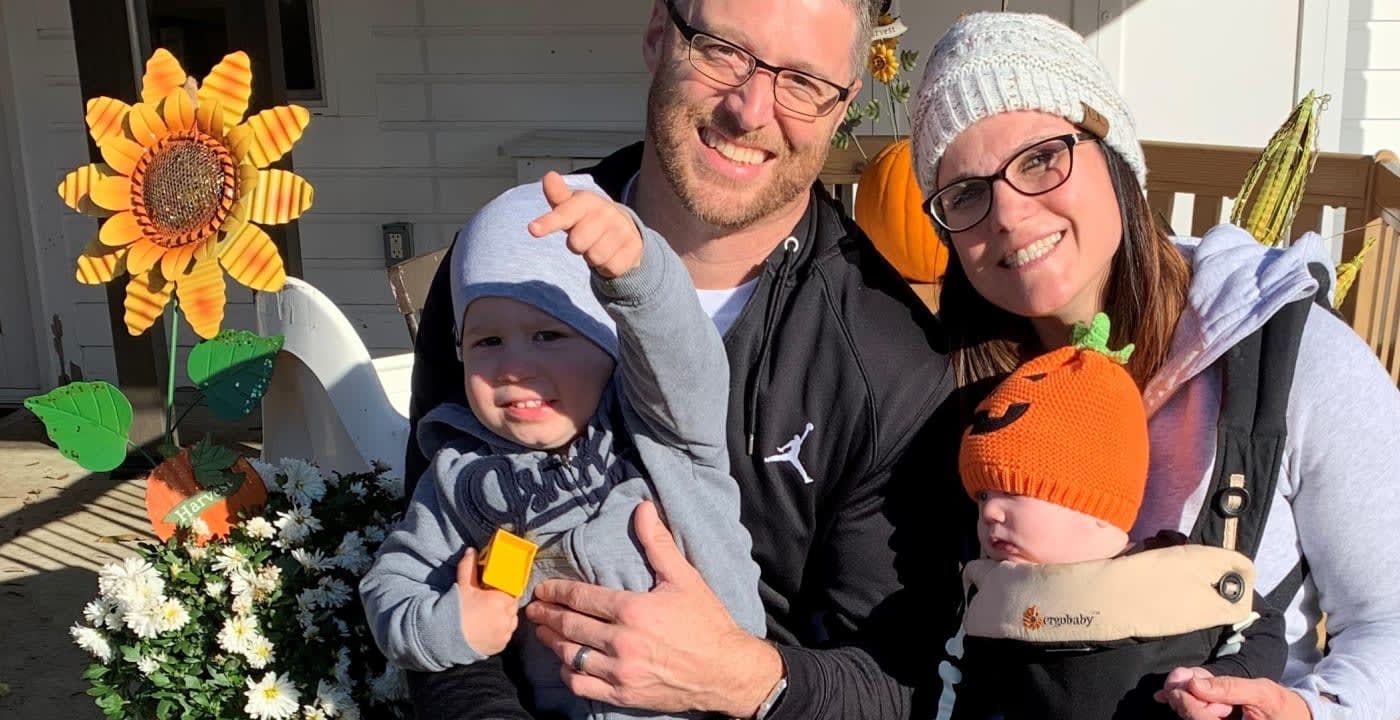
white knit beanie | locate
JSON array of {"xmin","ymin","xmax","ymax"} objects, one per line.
[{"xmin": 910, "ymin": 12, "xmax": 1146, "ymax": 197}]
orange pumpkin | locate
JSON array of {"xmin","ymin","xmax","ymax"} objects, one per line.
[
  {"xmin": 854, "ymin": 138, "xmax": 949, "ymax": 283},
  {"xmin": 145, "ymin": 450, "xmax": 269, "ymax": 542}
]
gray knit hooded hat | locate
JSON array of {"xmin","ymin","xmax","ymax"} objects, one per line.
[
  {"xmin": 910, "ymin": 12, "xmax": 1147, "ymax": 197},
  {"xmin": 449, "ymin": 175, "xmax": 618, "ymax": 360}
]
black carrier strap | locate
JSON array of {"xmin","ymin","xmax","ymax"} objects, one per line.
[{"xmin": 1189, "ymin": 263, "xmax": 1328, "ymax": 611}]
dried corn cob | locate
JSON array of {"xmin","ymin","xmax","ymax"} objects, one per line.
[
  {"xmin": 1334, "ymin": 235, "xmax": 1377, "ymax": 307},
  {"xmin": 1231, "ymin": 91, "xmax": 1328, "ymax": 247}
]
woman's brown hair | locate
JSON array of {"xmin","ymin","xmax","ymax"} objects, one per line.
[{"xmin": 937, "ymin": 143, "xmax": 1192, "ymax": 394}]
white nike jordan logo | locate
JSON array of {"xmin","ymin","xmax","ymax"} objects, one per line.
[{"xmin": 763, "ymin": 422, "xmax": 816, "ymax": 484}]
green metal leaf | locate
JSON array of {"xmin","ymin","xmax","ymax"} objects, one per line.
[
  {"xmin": 186, "ymin": 330, "xmax": 284, "ymax": 420},
  {"xmin": 23, "ymin": 381, "xmax": 132, "ymax": 471}
]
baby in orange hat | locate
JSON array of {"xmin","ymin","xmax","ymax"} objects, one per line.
[{"xmin": 939, "ymin": 314, "xmax": 1287, "ymax": 720}]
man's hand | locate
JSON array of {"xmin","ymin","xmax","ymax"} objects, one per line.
[
  {"xmin": 529, "ymin": 170, "xmax": 644, "ymax": 279},
  {"xmin": 457, "ymin": 548, "xmax": 520, "ymax": 657},
  {"xmin": 1156, "ymin": 675, "xmax": 1314, "ymax": 720},
  {"xmin": 1155, "ymin": 667, "xmax": 1231, "ymax": 718},
  {"xmin": 524, "ymin": 502, "xmax": 781, "ymax": 717}
]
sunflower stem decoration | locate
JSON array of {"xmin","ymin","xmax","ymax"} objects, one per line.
[
  {"xmin": 29, "ymin": 48, "xmax": 310, "ymax": 468},
  {"xmin": 832, "ymin": 10, "xmax": 920, "ymax": 155}
]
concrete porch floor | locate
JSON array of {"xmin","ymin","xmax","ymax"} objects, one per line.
[{"xmin": 0, "ymin": 406, "xmax": 259, "ymax": 718}]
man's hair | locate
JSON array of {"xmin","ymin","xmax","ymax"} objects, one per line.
[{"xmin": 674, "ymin": 0, "xmax": 878, "ymax": 82}]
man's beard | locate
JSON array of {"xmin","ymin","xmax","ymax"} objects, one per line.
[{"xmin": 644, "ymin": 64, "xmax": 829, "ymax": 232}]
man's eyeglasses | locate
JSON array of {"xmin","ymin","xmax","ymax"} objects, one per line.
[
  {"xmin": 663, "ymin": 0, "xmax": 851, "ymax": 118},
  {"xmin": 925, "ymin": 132, "xmax": 1100, "ymax": 233}
]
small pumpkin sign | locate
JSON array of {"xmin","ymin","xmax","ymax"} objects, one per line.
[
  {"xmin": 854, "ymin": 138, "xmax": 949, "ymax": 284},
  {"xmin": 145, "ymin": 439, "xmax": 268, "ymax": 542}
]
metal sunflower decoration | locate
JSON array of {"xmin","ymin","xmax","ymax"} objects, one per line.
[
  {"xmin": 833, "ymin": 1, "xmax": 920, "ymax": 152},
  {"xmin": 59, "ymin": 48, "xmax": 312, "ymax": 338}
]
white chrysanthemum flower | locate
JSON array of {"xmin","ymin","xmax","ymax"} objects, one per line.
[
  {"xmin": 315, "ymin": 680, "xmax": 353, "ymax": 718},
  {"xmin": 275, "ymin": 506, "xmax": 322, "ymax": 547},
  {"xmin": 136, "ymin": 652, "xmax": 166, "ymax": 675},
  {"xmin": 347, "ymin": 480, "xmax": 367, "ymax": 499},
  {"xmin": 206, "ymin": 579, "xmax": 227, "ymax": 598},
  {"xmin": 332, "ymin": 531, "xmax": 371, "ymax": 574},
  {"xmin": 244, "ymin": 634, "xmax": 275, "ymax": 669},
  {"xmin": 218, "ymin": 615, "xmax": 260, "ymax": 655},
  {"xmin": 296, "ymin": 607, "xmax": 317, "ymax": 630},
  {"xmin": 185, "ymin": 542, "xmax": 209, "ymax": 563},
  {"xmin": 190, "ymin": 517, "xmax": 212, "ymax": 538},
  {"xmin": 317, "ymin": 577, "xmax": 352, "ymax": 609},
  {"xmin": 156, "ymin": 597, "xmax": 191, "ymax": 632},
  {"xmin": 243, "ymin": 516, "xmax": 277, "ymax": 540},
  {"xmin": 339, "ymin": 704, "xmax": 361, "ymax": 720},
  {"xmin": 333, "ymin": 649, "xmax": 354, "ymax": 690},
  {"xmin": 212, "ymin": 546, "xmax": 249, "ymax": 575},
  {"xmin": 296, "ymin": 587, "xmax": 326, "ymax": 612},
  {"xmin": 83, "ymin": 598, "xmax": 111, "ymax": 626},
  {"xmin": 290, "ymin": 548, "xmax": 330, "ymax": 573},
  {"xmin": 257, "ymin": 564, "xmax": 283, "ymax": 594},
  {"xmin": 369, "ymin": 663, "xmax": 407, "ymax": 702},
  {"xmin": 123, "ymin": 602, "xmax": 166, "ymax": 639},
  {"xmin": 302, "ymin": 707, "xmax": 328, "ymax": 720},
  {"xmin": 362, "ymin": 524, "xmax": 387, "ymax": 544},
  {"xmin": 375, "ymin": 474, "xmax": 405, "ymax": 500},
  {"xmin": 333, "ymin": 618, "xmax": 349, "ymax": 637},
  {"xmin": 279, "ymin": 458, "xmax": 327, "ymax": 505},
  {"xmin": 69, "ymin": 624, "xmax": 113, "ymax": 662},
  {"xmin": 232, "ymin": 592, "xmax": 255, "ymax": 617},
  {"xmin": 244, "ymin": 672, "xmax": 300, "ymax": 720},
  {"xmin": 98, "ymin": 557, "xmax": 162, "ymax": 604},
  {"xmin": 247, "ymin": 457, "xmax": 281, "ymax": 491},
  {"xmin": 111, "ymin": 573, "xmax": 166, "ymax": 616}
]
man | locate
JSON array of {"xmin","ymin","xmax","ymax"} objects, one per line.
[{"xmin": 402, "ymin": 1, "xmax": 966, "ymax": 718}]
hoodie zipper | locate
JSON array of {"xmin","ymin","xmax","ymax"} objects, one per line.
[{"xmin": 745, "ymin": 236, "xmax": 800, "ymax": 456}]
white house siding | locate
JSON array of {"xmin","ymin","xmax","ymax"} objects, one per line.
[
  {"xmin": 0, "ymin": 4, "xmax": 41, "ymax": 405},
  {"xmin": 1341, "ymin": 0, "xmax": 1400, "ymax": 154}
]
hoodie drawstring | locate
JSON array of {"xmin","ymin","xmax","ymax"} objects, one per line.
[{"xmin": 746, "ymin": 236, "xmax": 800, "ymax": 456}]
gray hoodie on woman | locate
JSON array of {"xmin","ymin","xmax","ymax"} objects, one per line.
[{"xmin": 360, "ymin": 177, "xmax": 765, "ymax": 720}]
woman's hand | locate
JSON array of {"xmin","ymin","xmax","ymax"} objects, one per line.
[
  {"xmin": 1156, "ymin": 675, "xmax": 1313, "ymax": 720},
  {"xmin": 524, "ymin": 501, "xmax": 781, "ymax": 717}
]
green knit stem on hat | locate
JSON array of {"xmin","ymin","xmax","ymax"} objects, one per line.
[{"xmin": 1071, "ymin": 312, "xmax": 1135, "ymax": 365}]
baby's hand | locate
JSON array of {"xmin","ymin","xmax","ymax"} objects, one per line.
[
  {"xmin": 529, "ymin": 170, "xmax": 643, "ymax": 279},
  {"xmin": 456, "ymin": 547, "xmax": 520, "ymax": 656},
  {"xmin": 1154, "ymin": 667, "xmax": 1232, "ymax": 718}
]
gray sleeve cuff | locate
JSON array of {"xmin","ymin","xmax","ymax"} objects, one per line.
[
  {"xmin": 592, "ymin": 207, "xmax": 669, "ymax": 304},
  {"xmin": 412, "ymin": 584, "xmax": 489, "ymax": 670}
]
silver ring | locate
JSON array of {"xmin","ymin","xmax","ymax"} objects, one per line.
[{"xmin": 571, "ymin": 646, "xmax": 592, "ymax": 674}]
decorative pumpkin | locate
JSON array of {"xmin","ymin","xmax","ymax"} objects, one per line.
[
  {"xmin": 145, "ymin": 444, "xmax": 268, "ymax": 542},
  {"xmin": 854, "ymin": 138, "xmax": 949, "ymax": 283}
]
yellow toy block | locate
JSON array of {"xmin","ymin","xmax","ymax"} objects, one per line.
[{"xmin": 478, "ymin": 528, "xmax": 538, "ymax": 598}]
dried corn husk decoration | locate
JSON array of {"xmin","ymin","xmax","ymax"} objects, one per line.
[
  {"xmin": 1230, "ymin": 91, "xmax": 1328, "ymax": 247},
  {"xmin": 1334, "ymin": 235, "xmax": 1377, "ymax": 307}
]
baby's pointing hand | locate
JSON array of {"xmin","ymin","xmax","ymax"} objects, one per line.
[{"xmin": 529, "ymin": 171, "xmax": 643, "ymax": 279}]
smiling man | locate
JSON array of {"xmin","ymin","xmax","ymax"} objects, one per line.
[{"xmin": 400, "ymin": 2, "xmax": 964, "ymax": 718}]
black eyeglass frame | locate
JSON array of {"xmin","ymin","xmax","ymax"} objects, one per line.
[
  {"xmin": 662, "ymin": 0, "xmax": 852, "ymax": 118},
  {"xmin": 924, "ymin": 131, "xmax": 1101, "ymax": 233}
]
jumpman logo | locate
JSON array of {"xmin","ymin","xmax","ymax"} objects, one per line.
[{"xmin": 764, "ymin": 422, "xmax": 816, "ymax": 484}]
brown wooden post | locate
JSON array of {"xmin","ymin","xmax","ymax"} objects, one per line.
[{"xmin": 69, "ymin": 0, "xmax": 170, "ymax": 454}]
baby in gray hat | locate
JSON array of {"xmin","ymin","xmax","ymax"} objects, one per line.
[{"xmin": 361, "ymin": 172, "xmax": 764, "ymax": 720}]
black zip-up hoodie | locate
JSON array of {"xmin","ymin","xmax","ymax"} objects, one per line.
[{"xmin": 402, "ymin": 143, "xmax": 969, "ymax": 720}]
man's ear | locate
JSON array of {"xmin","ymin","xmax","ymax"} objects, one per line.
[
  {"xmin": 831, "ymin": 77, "xmax": 863, "ymax": 139},
  {"xmin": 642, "ymin": 0, "xmax": 669, "ymax": 73}
]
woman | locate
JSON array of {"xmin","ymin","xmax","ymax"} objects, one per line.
[{"xmin": 910, "ymin": 12, "xmax": 1400, "ymax": 720}]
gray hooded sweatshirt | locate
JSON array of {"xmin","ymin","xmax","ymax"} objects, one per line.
[
  {"xmin": 1134, "ymin": 224, "xmax": 1400, "ymax": 719},
  {"xmin": 360, "ymin": 177, "xmax": 765, "ymax": 720}
]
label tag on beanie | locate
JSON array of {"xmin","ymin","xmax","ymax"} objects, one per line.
[{"xmin": 1080, "ymin": 102, "xmax": 1110, "ymax": 138}]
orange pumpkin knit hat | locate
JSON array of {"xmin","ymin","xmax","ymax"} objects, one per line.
[{"xmin": 958, "ymin": 313, "xmax": 1148, "ymax": 533}]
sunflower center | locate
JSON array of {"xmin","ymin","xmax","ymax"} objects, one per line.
[{"xmin": 133, "ymin": 131, "xmax": 235, "ymax": 247}]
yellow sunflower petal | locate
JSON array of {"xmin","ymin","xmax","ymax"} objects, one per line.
[
  {"xmin": 195, "ymin": 98, "xmax": 230, "ymax": 137},
  {"xmin": 197, "ymin": 51, "xmax": 253, "ymax": 130},
  {"xmin": 219, "ymin": 223, "xmax": 286, "ymax": 291},
  {"xmin": 249, "ymin": 169, "xmax": 314, "ymax": 225},
  {"xmin": 176, "ymin": 256, "xmax": 226, "ymax": 339},
  {"xmin": 160, "ymin": 240, "xmax": 200, "ymax": 279},
  {"xmin": 75, "ymin": 237, "xmax": 128, "ymax": 285},
  {"xmin": 220, "ymin": 192, "xmax": 252, "ymax": 239},
  {"xmin": 236, "ymin": 105, "xmax": 311, "ymax": 168},
  {"xmin": 126, "ymin": 238, "xmax": 166, "ymax": 275},
  {"xmin": 89, "ymin": 175, "xmax": 133, "ymax": 212},
  {"xmin": 100, "ymin": 136, "xmax": 145, "ymax": 177},
  {"xmin": 57, "ymin": 163, "xmax": 118, "ymax": 216},
  {"xmin": 124, "ymin": 270, "xmax": 172, "ymax": 336},
  {"xmin": 99, "ymin": 211, "xmax": 145, "ymax": 247},
  {"xmin": 126, "ymin": 102, "xmax": 169, "ymax": 147},
  {"xmin": 160, "ymin": 87, "xmax": 195, "ymax": 132},
  {"xmin": 85, "ymin": 97, "xmax": 131, "ymax": 146},
  {"xmin": 237, "ymin": 160, "xmax": 260, "ymax": 197},
  {"xmin": 141, "ymin": 49, "xmax": 188, "ymax": 105}
]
